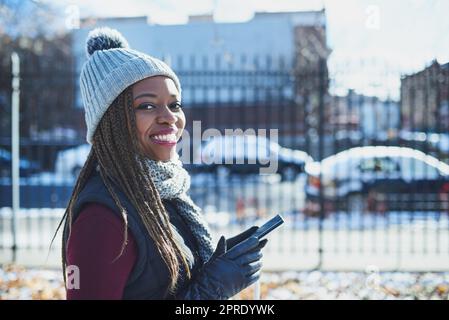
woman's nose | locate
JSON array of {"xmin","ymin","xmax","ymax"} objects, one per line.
[{"xmin": 156, "ymin": 106, "xmax": 177, "ymax": 124}]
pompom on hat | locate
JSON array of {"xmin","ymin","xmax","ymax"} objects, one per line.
[{"xmin": 79, "ymin": 27, "xmax": 182, "ymax": 144}]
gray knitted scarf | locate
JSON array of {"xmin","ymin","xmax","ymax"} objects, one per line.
[{"xmin": 144, "ymin": 153, "xmax": 214, "ymax": 265}]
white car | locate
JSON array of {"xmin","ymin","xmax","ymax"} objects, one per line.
[
  {"xmin": 304, "ymin": 146, "xmax": 449, "ymax": 215},
  {"xmin": 190, "ymin": 135, "xmax": 313, "ymax": 181}
]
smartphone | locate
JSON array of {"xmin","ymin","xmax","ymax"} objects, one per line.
[{"xmin": 253, "ymin": 214, "xmax": 284, "ymax": 239}]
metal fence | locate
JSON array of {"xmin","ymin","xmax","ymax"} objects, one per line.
[{"xmin": 1, "ymin": 54, "xmax": 448, "ymax": 271}]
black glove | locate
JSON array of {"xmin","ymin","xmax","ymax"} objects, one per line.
[
  {"xmin": 177, "ymin": 235, "xmax": 268, "ymax": 300},
  {"xmin": 226, "ymin": 226, "xmax": 259, "ymax": 250}
]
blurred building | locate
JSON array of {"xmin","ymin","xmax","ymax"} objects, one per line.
[
  {"xmin": 401, "ymin": 60, "xmax": 449, "ymax": 133},
  {"xmin": 331, "ymin": 89, "xmax": 400, "ymax": 140},
  {"xmin": 72, "ymin": 10, "xmax": 331, "ymax": 149}
]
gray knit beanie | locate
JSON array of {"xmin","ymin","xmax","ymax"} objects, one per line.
[{"xmin": 79, "ymin": 27, "xmax": 182, "ymax": 144}]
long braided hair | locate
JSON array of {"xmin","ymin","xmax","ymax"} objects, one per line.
[{"xmin": 52, "ymin": 86, "xmax": 191, "ymax": 295}]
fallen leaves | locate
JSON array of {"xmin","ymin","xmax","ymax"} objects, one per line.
[{"xmin": 1, "ymin": 264, "xmax": 448, "ymax": 300}]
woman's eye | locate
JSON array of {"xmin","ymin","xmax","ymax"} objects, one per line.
[
  {"xmin": 169, "ymin": 102, "xmax": 183, "ymax": 111},
  {"xmin": 136, "ymin": 102, "xmax": 182, "ymax": 111},
  {"xmin": 137, "ymin": 103, "xmax": 156, "ymax": 110}
]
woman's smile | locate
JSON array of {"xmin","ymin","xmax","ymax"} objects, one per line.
[{"xmin": 149, "ymin": 127, "xmax": 179, "ymax": 146}]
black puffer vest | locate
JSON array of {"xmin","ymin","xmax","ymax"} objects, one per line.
[{"xmin": 64, "ymin": 167, "xmax": 202, "ymax": 299}]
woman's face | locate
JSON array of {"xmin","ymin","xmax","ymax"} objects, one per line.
[{"xmin": 132, "ymin": 76, "xmax": 185, "ymax": 161}]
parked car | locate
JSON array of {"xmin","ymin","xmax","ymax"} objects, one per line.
[
  {"xmin": 190, "ymin": 135, "xmax": 313, "ymax": 181},
  {"xmin": 54, "ymin": 144, "xmax": 91, "ymax": 179},
  {"xmin": 304, "ymin": 146, "xmax": 449, "ymax": 215},
  {"xmin": 0, "ymin": 148, "xmax": 41, "ymax": 178}
]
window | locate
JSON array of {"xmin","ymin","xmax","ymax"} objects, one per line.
[{"xmin": 359, "ymin": 157, "xmax": 399, "ymax": 174}]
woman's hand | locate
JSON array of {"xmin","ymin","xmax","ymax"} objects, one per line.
[{"xmin": 177, "ymin": 235, "xmax": 268, "ymax": 300}]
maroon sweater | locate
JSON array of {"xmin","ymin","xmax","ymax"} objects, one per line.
[{"xmin": 66, "ymin": 203, "xmax": 137, "ymax": 299}]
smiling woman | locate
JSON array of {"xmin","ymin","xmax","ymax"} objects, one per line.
[{"xmin": 53, "ymin": 27, "xmax": 267, "ymax": 300}]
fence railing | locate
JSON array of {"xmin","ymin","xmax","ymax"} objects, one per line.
[{"xmin": 1, "ymin": 55, "xmax": 448, "ymax": 271}]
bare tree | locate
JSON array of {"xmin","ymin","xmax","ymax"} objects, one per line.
[{"xmin": 0, "ymin": 0, "xmax": 83, "ymax": 141}]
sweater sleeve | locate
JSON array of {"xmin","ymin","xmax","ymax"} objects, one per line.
[{"xmin": 66, "ymin": 203, "xmax": 137, "ymax": 300}]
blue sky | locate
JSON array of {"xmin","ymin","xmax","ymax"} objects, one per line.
[{"xmin": 48, "ymin": 0, "xmax": 449, "ymax": 99}]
